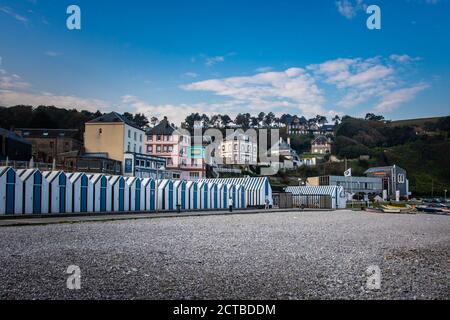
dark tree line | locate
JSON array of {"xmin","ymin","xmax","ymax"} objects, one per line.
[{"xmin": 0, "ymin": 105, "xmax": 150, "ymax": 138}]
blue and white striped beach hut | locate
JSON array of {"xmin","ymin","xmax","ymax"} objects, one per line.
[
  {"xmin": 89, "ymin": 174, "xmax": 110, "ymax": 213},
  {"xmin": 197, "ymin": 181, "xmax": 208, "ymax": 209},
  {"xmin": 44, "ymin": 171, "xmax": 70, "ymax": 214},
  {"xmin": 236, "ymin": 185, "xmax": 246, "ymax": 208},
  {"xmin": 68, "ymin": 172, "xmax": 93, "ymax": 213},
  {"xmin": 18, "ymin": 169, "xmax": 49, "ymax": 214},
  {"xmin": 158, "ymin": 179, "xmax": 175, "ymax": 211},
  {"xmin": 186, "ymin": 181, "xmax": 199, "ymax": 210},
  {"xmin": 108, "ymin": 175, "xmax": 128, "ymax": 212},
  {"xmin": 141, "ymin": 178, "xmax": 156, "ymax": 211},
  {"xmin": 0, "ymin": 167, "xmax": 23, "ymax": 215},
  {"xmin": 174, "ymin": 180, "xmax": 187, "ymax": 210},
  {"xmin": 209, "ymin": 183, "xmax": 219, "ymax": 209},
  {"xmin": 199, "ymin": 177, "xmax": 272, "ymax": 207},
  {"xmin": 126, "ymin": 177, "xmax": 142, "ymax": 212}
]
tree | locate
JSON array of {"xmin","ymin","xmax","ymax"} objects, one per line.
[
  {"xmin": 221, "ymin": 114, "xmax": 232, "ymax": 127},
  {"xmin": 150, "ymin": 116, "xmax": 159, "ymax": 127},
  {"xmin": 315, "ymin": 115, "xmax": 328, "ymax": 126},
  {"xmin": 257, "ymin": 112, "xmax": 266, "ymax": 124},
  {"xmin": 133, "ymin": 113, "xmax": 149, "ymax": 128},
  {"xmin": 235, "ymin": 113, "xmax": 251, "ymax": 128},
  {"xmin": 184, "ymin": 113, "xmax": 202, "ymax": 129},
  {"xmin": 365, "ymin": 113, "xmax": 385, "ymax": 121},
  {"xmin": 332, "ymin": 115, "xmax": 341, "ymax": 125},
  {"xmin": 264, "ymin": 112, "xmax": 276, "ymax": 127}
]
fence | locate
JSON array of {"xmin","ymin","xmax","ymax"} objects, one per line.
[
  {"xmin": 292, "ymin": 194, "xmax": 332, "ymax": 209},
  {"xmin": 272, "ymin": 192, "xmax": 293, "ymax": 209}
]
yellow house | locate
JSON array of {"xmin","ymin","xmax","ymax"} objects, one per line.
[{"xmin": 84, "ymin": 112, "xmax": 145, "ymax": 163}]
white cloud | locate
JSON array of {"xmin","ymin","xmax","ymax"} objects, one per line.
[
  {"xmin": 181, "ymin": 68, "xmax": 332, "ymax": 118},
  {"xmin": 374, "ymin": 83, "xmax": 428, "ymax": 112},
  {"xmin": 205, "ymin": 56, "xmax": 225, "ymax": 66},
  {"xmin": 336, "ymin": 0, "xmax": 366, "ymax": 19},
  {"xmin": 389, "ymin": 54, "xmax": 421, "ymax": 63},
  {"xmin": 0, "ymin": 6, "xmax": 28, "ymax": 24},
  {"xmin": 0, "ymin": 90, "xmax": 111, "ymax": 111}
]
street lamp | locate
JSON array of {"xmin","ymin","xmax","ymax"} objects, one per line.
[{"xmin": 155, "ymin": 164, "xmax": 166, "ymax": 213}]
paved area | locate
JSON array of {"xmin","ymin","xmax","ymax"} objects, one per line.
[
  {"xmin": 0, "ymin": 210, "xmax": 448, "ymax": 300},
  {"xmin": 0, "ymin": 208, "xmax": 301, "ymax": 227}
]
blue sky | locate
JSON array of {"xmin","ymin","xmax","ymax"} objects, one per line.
[{"xmin": 0, "ymin": 0, "xmax": 449, "ymax": 125}]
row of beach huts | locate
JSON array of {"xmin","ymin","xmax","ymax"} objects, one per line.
[{"xmin": 0, "ymin": 167, "xmax": 272, "ymax": 215}]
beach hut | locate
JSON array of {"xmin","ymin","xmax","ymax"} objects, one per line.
[
  {"xmin": 218, "ymin": 183, "xmax": 228, "ymax": 209},
  {"xmin": 108, "ymin": 176, "xmax": 128, "ymax": 212},
  {"xmin": 284, "ymin": 185, "xmax": 346, "ymax": 209},
  {"xmin": 141, "ymin": 178, "xmax": 156, "ymax": 212},
  {"xmin": 199, "ymin": 177, "xmax": 272, "ymax": 207},
  {"xmin": 210, "ymin": 183, "xmax": 219, "ymax": 209},
  {"xmin": 186, "ymin": 181, "xmax": 199, "ymax": 210},
  {"xmin": 44, "ymin": 171, "xmax": 70, "ymax": 214},
  {"xmin": 90, "ymin": 174, "xmax": 110, "ymax": 213},
  {"xmin": 18, "ymin": 169, "xmax": 49, "ymax": 215},
  {"xmin": 197, "ymin": 181, "xmax": 207, "ymax": 210},
  {"xmin": 174, "ymin": 180, "xmax": 187, "ymax": 210},
  {"xmin": 157, "ymin": 179, "xmax": 175, "ymax": 211},
  {"xmin": 0, "ymin": 167, "xmax": 23, "ymax": 215},
  {"xmin": 236, "ymin": 185, "xmax": 246, "ymax": 208},
  {"xmin": 126, "ymin": 177, "xmax": 142, "ymax": 212},
  {"xmin": 69, "ymin": 172, "xmax": 93, "ymax": 213},
  {"xmin": 227, "ymin": 184, "xmax": 237, "ymax": 209}
]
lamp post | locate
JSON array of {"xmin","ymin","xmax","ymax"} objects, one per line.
[{"xmin": 155, "ymin": 164, "xmax": 166, "ymax": 213}]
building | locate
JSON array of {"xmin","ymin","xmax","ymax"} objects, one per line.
[
  {"xmin": 365, "ymin": 165, "xmax": 410, "ymax": 200},
  {"xmin": 0, "ymin": 128, "xmax": 32, "ymax": 161},
  {"xmin": 123, "ymin": 152, "xmax": 171, "ymax": 179},
  {"xmin": 145, "ymin": 117, "xmax": 205, "ymax": 180},
  {"xmin": 14, "ymin": 128, "xmax": 83, "ymax": 163},
  {"xmin": 219, "ymin": 131, "xmax": 258, "ymax": 166},
  {"xmin": 286, "ymin": 116, "xmax": 309, "ymax": 135},
  {"xmin": 60, "ymin": 151, "xmax": 122, "ymax": 175},
  {"xmin": 84, "ymin": 112, "xmax": 168, "ymax": 177},
  {"xmin": 311, "ymin": 135, "xmax": 331, "ymax": 155},
  {"xmin": 308, "ymin": 175, "xmax": 383, "ymax": 196}
]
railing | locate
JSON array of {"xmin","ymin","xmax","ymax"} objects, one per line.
[{"xmin": 292, "ymin": 195, "xmax": 332, "ymax": 209}]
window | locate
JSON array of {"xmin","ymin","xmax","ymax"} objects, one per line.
[
  {"xmin": 147, "ymin": 145, "xmax": 153, "ymax": 153},
  {"xmin": 147, "ymin": 135, "xmax": 153, "ymax": 141},
  {"xmin": 157, "ymin": 135, "xmax": 161, "ymax": 141},
  {"xmin": 98, "ymin": 128, "xmax": 102, "ymax": 135},
  {"xmin": 163, "ymin": 146, "xmax": 168, "ymax": 152},
  {"xmin": 168, "ymin": 146, "xmax": 173, "ymax": 153},
  {"xmin": 139, "ymin": 146, "xmax": 142, "ymax": 154},
  {"xmin": 134, "ymin": 132, "xmax": 137, "ymax": 140},
  {"xmin": 127, "ymin": 142, "xmax": 131, "ymax": 152},
  {"xmin": 190, "ymin": 172, "xmax": 200, "ymax": 179},
  {"xmin": 134, "ymin": 144, "xmax": 136, "ymax": 152},
  {"xmin": 128, "ymin": 130, "xmax": 131, "ymax": 138},
  {"xmin": 140, "ymin": 134, "xmax": 142, "ymax": 142},
  {"xmin": 156, "ymin": 146, "xmax": 161, "ymax": 153}
]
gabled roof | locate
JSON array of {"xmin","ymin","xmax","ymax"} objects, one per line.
[
  {"xmin": 146, "ymin": 117, "xmax": 176, "ymax": 135},
  {"xmin": 88, "ymin": 112, "xmax": 143, "ymax": 131},
  {"xmin": 312, "ymin": 135, "xmax": 329, "ymax": 145}
]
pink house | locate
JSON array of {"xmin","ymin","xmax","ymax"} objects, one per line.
[{"xmin": 145, "ymin": 117, "xmax": 205, "ymax": 180}]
